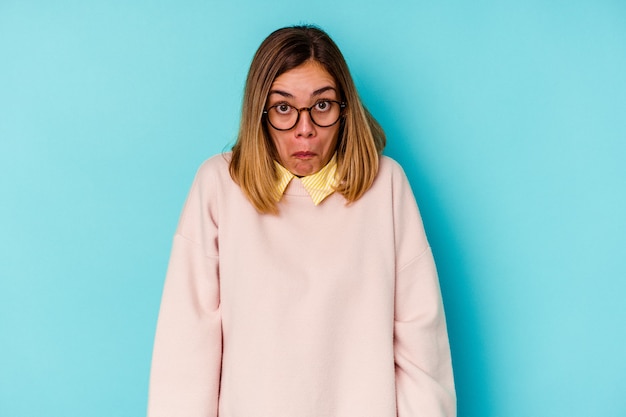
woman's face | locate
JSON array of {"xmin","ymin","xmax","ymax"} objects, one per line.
[{"xmin": 266, "ymin": 60, "xmax": 341, "ymax": 176}]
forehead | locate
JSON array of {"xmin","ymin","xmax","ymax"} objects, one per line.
[{"xmin": 270, "ymin": 60, "xmax": 337, "ymax": 96}]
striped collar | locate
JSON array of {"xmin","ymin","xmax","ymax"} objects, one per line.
[{"xmin": 274, "ymin": 154, "xmax": 337, "ymax": 205}]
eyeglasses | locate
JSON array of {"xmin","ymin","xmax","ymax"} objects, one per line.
[{"xmin": 263, "ymin": 100, "xmax": 346, "ymax": 131}]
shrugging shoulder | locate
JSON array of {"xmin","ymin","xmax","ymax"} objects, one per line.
[
  {"xmin": 386, "ymin": 157, "xmax": 456, "ymax": 416},
  {"xmin": 147, "ymin": 155, "xmax": 228, "ymax": 417}
]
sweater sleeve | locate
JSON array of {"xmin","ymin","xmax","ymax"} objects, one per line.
[
  {"xmin": 391, "ymin": 163, "xmax": 456, "ymax": 417},
  {"xmin": 147, "ymin": 164, "xmax": 222, "ymax": 417}
]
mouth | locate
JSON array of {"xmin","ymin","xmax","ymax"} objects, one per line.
[{"xmin": 292, "ymin": 151, "xmax": 316, "ymax": 159}]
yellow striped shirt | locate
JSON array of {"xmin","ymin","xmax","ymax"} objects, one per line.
[{"xmin": 274, "ymin": 154, "xmax": 337, "ymax": 205}]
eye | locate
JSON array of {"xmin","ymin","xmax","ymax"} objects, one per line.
[
  {"xmin": 314, "ymin": 100, "xmax": 331, "ymax": 112},
  {"xmin": 274, "ymin": 103, "xmax": 292, "ymax": 115}
]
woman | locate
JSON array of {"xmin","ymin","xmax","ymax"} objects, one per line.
[{"xmin": 148, "ymin": 25, "xmax": 456, "ymax": 417}]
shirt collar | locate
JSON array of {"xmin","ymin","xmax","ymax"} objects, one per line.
[{"xmin": 274, "ymin": 154, "xmax": 337, "ymax": 205}]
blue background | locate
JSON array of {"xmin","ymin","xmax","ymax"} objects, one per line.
[{"xmin": 1, "ymin": 1, "xmax": 625, "ymax": 416}]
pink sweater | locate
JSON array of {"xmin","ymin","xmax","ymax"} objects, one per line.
[{"xmin": 148, "ymin": 154, "xmax": 456, "ymax": 417}]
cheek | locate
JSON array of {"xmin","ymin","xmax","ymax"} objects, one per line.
[
  {"xmin": 268, "ymin": 129, "xmax": 280, "ymax": 148},
  {"xmin": 269, "ymin": 131, "xmax": 289, "ymax": 156},
  {"xmin": 323, "ymin": 127, "xmax": 341, "ymax": 150}
]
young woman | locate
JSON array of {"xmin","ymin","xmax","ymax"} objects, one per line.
[{"xmin": 148, "ymin": 25, "xmax": 456, "ymax": 417}]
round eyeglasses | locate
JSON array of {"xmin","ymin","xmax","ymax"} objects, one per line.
[{"xmin": 263, "ymin": 100, "xmax": 346, "ymax": 131}]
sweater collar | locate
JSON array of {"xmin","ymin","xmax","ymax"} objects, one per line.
[{"xmin": 274, "ymin": 154, "xmax": 337, "ymax": 205}]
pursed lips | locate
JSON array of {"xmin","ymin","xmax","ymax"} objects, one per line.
[{"xmin": 292, "ymin": 151, "xmax": 316, "ymax": 158}]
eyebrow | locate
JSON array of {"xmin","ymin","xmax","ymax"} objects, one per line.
[{"xmin": 268, "ymin": 86, "xmax": 337, "ymax": 99}]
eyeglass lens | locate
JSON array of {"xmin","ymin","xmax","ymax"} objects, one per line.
[{"xmin": 266, "ymin": 101, "xmax": 343, "ymax": 131}]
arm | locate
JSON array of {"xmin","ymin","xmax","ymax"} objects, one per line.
[
  {"xmin": 147, "ymin": 165, "xmax": 222, "ymax": 417},
  {"xmin": 395, "ymin": 248, "xmax": 455, "ymax": 416},
  {"xmin": 392, "ymin": 163, "xmax": 456, "ymax": 416}
]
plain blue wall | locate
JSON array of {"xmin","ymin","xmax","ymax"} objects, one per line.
[{"xmin": 1, "ymin": 1, "xmax": 625, "ymax": 416}]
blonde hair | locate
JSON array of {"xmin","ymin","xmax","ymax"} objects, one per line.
[{"xmin": 230, "ymin": 25, "xmax": 386, "ymax": 214}]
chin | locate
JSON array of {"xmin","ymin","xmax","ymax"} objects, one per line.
[{"xmin": 291, "ymin": 163, "xmax": 320, "ymax": 176}]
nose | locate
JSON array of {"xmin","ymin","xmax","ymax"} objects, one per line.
[{"xmin": 295, "ymin": 110, "xmax": 315, "ymax": 138}]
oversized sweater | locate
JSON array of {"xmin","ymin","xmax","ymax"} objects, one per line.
[{"xmin": 147, "ymin": 154, "xmax": 456, "ymax": 417}]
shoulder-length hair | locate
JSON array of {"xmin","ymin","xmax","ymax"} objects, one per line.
[{"xmin": 230, "ymin": 25, "xmax": 386, "ymax": 214}]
